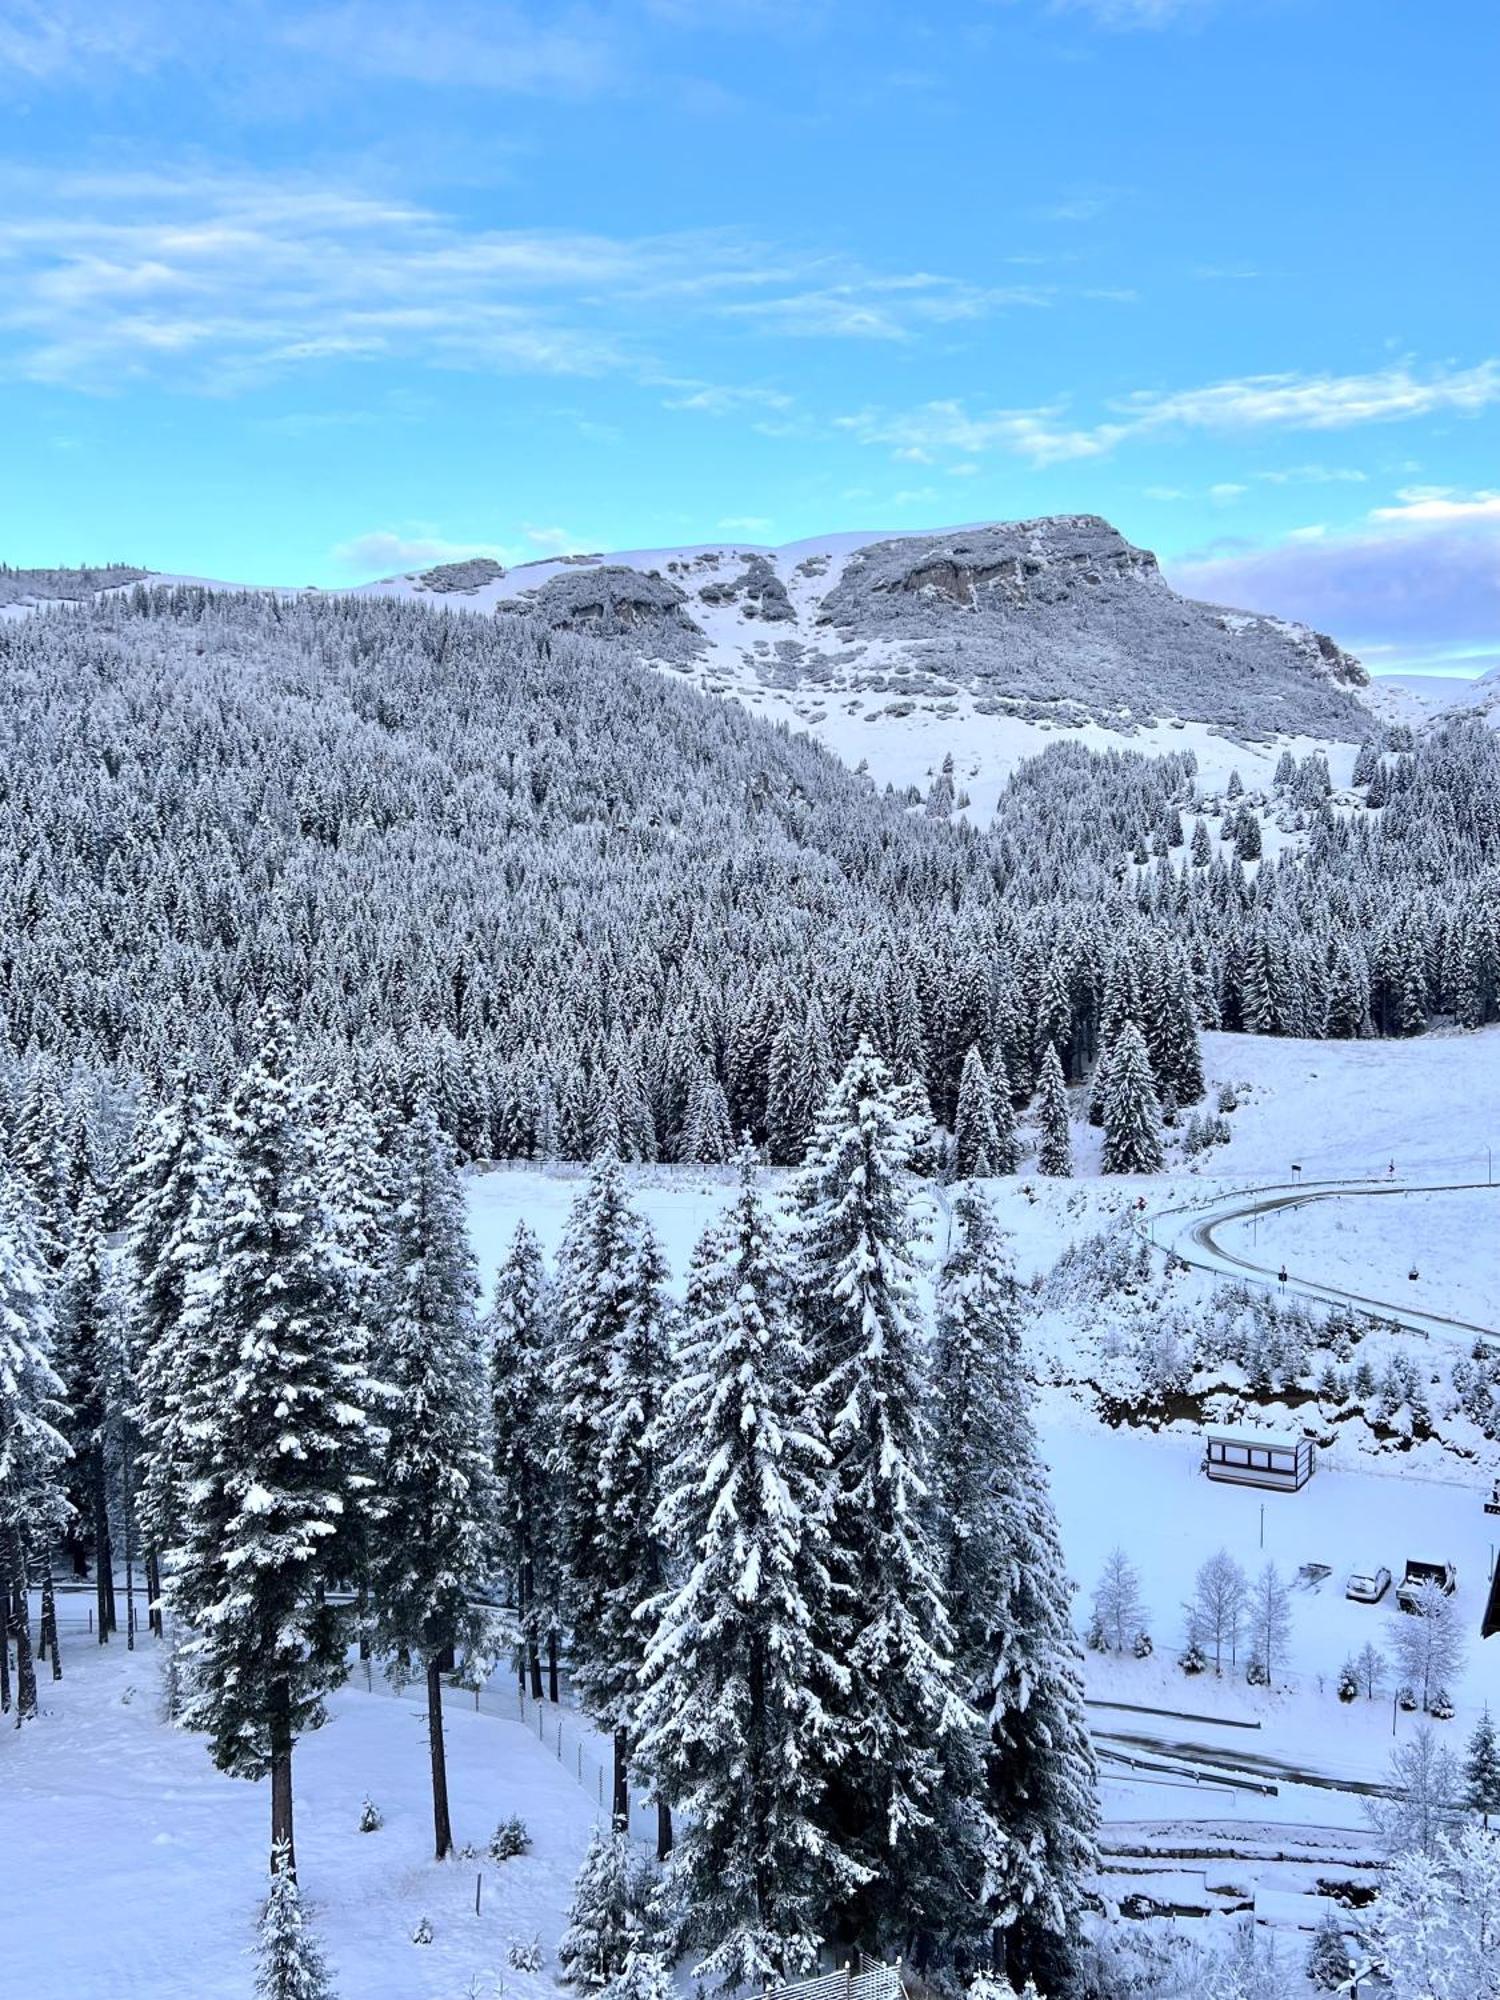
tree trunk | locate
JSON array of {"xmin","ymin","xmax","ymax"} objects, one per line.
[
  {"xmin": 121, "ymin": 1435, "xmax": 137, "ymax": 1652},
  {"xmin": 546, "ymin": 1628, "xmax": 559, "ymax": 1703},
  {"xmin": 656, "ymin": 1797, "xmax": 672, "ymax": 1863},
  {"xmin": 427, "ymin": 1654, "xmax": 454, "ymax": 1860},
  {"xmin": 4, "ymin": 1534, "xmax": 37, "ymax": 1724},
  {"xmin": 269, "ymin": 1678, "xmax": 296, "ymax": 1877},
  {"xmin": 612, "ymin": 1727, "xmax": 629, "ymax": 1832},
  {"xmin": 0, "ymin": 1614, "xmax": 9, "ymax": 1713},
  {"xmin": 40, "ymin": 1567, "xmax": 61, "ymax": 1681},
  {"xmin": 145, "ymin": 1549, "xmax": 162, "ymax": 1641},
  {"xmin": 92, "ymin": 1459, "xmax": 113, "ymax": 1643},
  {"xmin": 528, "ymin": 1635, "xmax": 543, "ymax": 1701}
]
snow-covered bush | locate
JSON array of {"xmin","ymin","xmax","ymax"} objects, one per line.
[
  {"xmin": 1337, "ymin": 1660, "xmax": 1359, "ymax": 1703},
  {"xmin": 1178, "ymin": 1641, "xmax": 1207, "ymax": 1676},
  {"xmin": 1304, "ymin": 1913, "xmax": 1352, "ymax": 1991},
  {"xmin": 488, "ymin": 1814, "xmax": 531, "ymax": 1861},
  {"xmin": 508, "ymin": 1933, "xmax": 545, "ymax": 1973},
  {"xmin": 358, "ymin": 1796, "xmax": 383, "ymax": 1833},
  {"xmin": 411, "ymin": 1916, "xmax": 434, "ymax": 1945}
]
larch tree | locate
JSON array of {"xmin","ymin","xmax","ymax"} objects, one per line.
[
  {"xmin": 1089, "ymin": 1547, "xmax": 1146, "ymax": 1656},
  {"xmin": 165, "ymin": 1002, "xmax": 379, "ymax": 1876},
  {"xmin": 369, "ymin": 1100, "xmax": 498, "ymax": 1861},
  {"xmin": 487, "ymin": 1220, "xmax": 560, "ymax": 1701},
  {"xmin": 793, "ymin": 1040, "xmax": 975, "ymax": 1961},
  {"xmin": 636, "ymin": 1152, "xmax": 854, "ymax": 1989},
  {"xmin": 931, "ymin": 1189, "xmax": 1098, "ymax": 1991}
]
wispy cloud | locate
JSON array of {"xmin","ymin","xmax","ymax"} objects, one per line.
[
  {"xmin": 1371, "ymin": 486, "xmax": 1500, "ymax": 524},
  {"xmin": 0, "ymin": 0, "xmax": 169, "ymax": 79},
  {"xmin": 1049, "ymin": 0, "xmax": 1218, "ymax": 26},
  {"xmin": 278, "ymin": 3, "xmax": 621, "ymax": 97},
  {"xmin": 332, "ymin": 527, "xmax": 513, "ymax": 573},
  {"xmin": 839, "ymin": 360, "xmax": 1500, "ymax": 467},
  {"xmin": 0, "ymin": 164, "xmax": 1033, "ymax": 393}
]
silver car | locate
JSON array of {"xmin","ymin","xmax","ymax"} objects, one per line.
[{"xmin": 1346, "ymin": 1566, "xmax": 1392, "ymax": 1604}]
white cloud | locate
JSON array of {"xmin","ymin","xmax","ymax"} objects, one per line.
[
  {"xmin": 839, "ymin": 360, "xmax": 1500, "ymax": 468},
  {"xmin": 0, "ymin": 164, "xmax": 1037, "ymax": 392},
  {"xmin": 717, "ymin": 515, "xmax": 775, "ymax": 536},
  {"xmin": 277, "ymin": 3, "xmax": 620, "ymax": 96},
  {"xmin": 1371, "ymin": 487, "xmax": 1500, "ymax": 524},
  {"xmin": 331, "ymin": 528, "xmax": 514, "ymax": 574}
]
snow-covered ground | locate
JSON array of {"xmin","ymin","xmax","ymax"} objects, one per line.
[
  {"xmin": 1211, "ymin": 1187, "xmax": 1500, "ymax": 1332},
  {"xmin": 12, "ymin": 1025, "xmax": 1499, "ymax": 1988},
  {"xmin": 3, "ymin": 1636, "xmax": 596, "ymax": 2000}
]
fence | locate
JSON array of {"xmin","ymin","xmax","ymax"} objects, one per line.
[
  {"xmin": 351, "ymin": 1659, "xmax": 665, "ymax": 1850},
  {"xmin": 763, "ymin": 1954, "xmax": 904, "ymax": 2000}
]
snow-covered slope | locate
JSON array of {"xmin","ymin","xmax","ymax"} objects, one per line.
[
  {"xmin": 351, "ymin": 517, "xmax": 1376, "ymax": 806},
  {"xmin": 0, "ymin": 517, "xmax": 1382, "ymax": 807}
]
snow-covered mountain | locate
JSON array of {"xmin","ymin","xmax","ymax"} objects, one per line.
[{"xmin": 2, "ymin": 517, "xmax": 1379, "ymax": 809}]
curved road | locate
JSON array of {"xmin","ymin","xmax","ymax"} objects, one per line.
[{"xmin": 1143, "ymin": 1179, "xmax": 1500, "ymax": 1350}]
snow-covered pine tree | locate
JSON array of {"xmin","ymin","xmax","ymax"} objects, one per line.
[
  {"xmin": 953, "ymin": 1046, "xmax": 1002, "ymax": 1179},
  {"xmin": 930, "ymin": 1189, "xmax": 1098, "ymax": 1990},
  {"xmin": 55, "ymin": 1186, "xmax": 118, "ymax": 1640},
  {"xmin": 369, "ymin": 1100, "xmax": 498, "ymax": 1860},
  {"xmin": 126, "ymin": 1081, "xmax": 219, "ymax": 1640},
  {"xmin": 0, "ymin": 1159, "xmax": 70, "ymax": 1721},
  {"xmin": 558, "ymin": 1825, "xmax": 658, "ymax": 1989},
  {"xmin": 487, "ymin": 1220, "xmax": 560, "ymax": 1700},
  {"xmin": 1464, "ymin": 1705, "xmax": 1500, "ymax": 1828},
  {"xmin": 1100, "ymin": 1022, "xmax": 1164, "ymax": 1174},
  {"xmin": 793, "ymin": 1039, "xmax": 976, "ymax": 1959},
  {"xmin": 255, "ymin": 1842, "xmax": 337, "ymax": 2000},
  {"xmin": 554, "ymin": 1158, "xmax": 672, "ymax": 1836},
  {"xmin": 635, "ymin": 1151, "xmax": 853, "ymax": 1989},
  {"xmin": 1034, "ymin": 1043, "xmax": 1072, "ymax": 1178},
  {"xmin": 166, "ymin": 1001, "xmax": 378, "ymax": 1873}
]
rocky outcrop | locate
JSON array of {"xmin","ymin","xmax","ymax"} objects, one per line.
[
  {"xmin": 414, "ymin": 557, "xmax": 506, "ymax": 593},
  {"xmin": 505, "ymin": 564, "xmax": 705, "ymax": 660}
]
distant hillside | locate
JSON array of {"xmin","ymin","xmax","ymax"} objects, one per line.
[{"xmin": 0, "ymin": 519, "xmax": 1379, "ymax": 808}]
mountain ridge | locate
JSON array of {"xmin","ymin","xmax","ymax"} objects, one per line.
[{"xmin": 1, "ymin": 516, "xmax": 1379, "ymax": 809}]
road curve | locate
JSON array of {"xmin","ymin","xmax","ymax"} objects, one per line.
[{"xmin": 1143, "ymin": 1179, "xmax": 1500, "ymax": 1350}]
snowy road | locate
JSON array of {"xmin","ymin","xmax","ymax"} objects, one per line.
[{"xmin": 1144, "ymin": 1180, "xmax": 1500, "ymax": 1349}]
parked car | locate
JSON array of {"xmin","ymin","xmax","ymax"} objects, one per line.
[
  {"xmin": 1345, "ymin": 1566, "xmax": 1391, "ymax": 1604},
  {"xmin": 1397, "ymin": 1559, "xmax": 1457, "ymax": 1612}
]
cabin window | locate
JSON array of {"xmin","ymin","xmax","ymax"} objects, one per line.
[{"xmin": 1224, "ymin": 1445, "xmax": 1249, "ymax": 1466}]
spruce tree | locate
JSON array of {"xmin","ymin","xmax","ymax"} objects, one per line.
[
  {"xmin": 953, "ymin": 1045, "xmax": 1002, "ymax": 1179},
  {"xmin": 1034, "ymin": 1044, "xmax": 1072, "ymax": 1178},
  {"xmin": 1100, "ymin": 1023, "xmax": 1164, "ymax": 1174},
  {"xmin": 487, "ymin": 1220, "xmax": 559, "ymax": 1700},
  {"xmin": 255, "ymin": 1843, "xmax": 337, "ymax": 2000},
  {"xmin": 554, "ymin": 1158, "xmax": 672, "ymax": 1834},
  {"xmin": 125, "ymin": 1083, "xmax": 218, "ymax": 1638},
  {"xmin": 1465, "ymin": 1705, "xmax": 1500, "ymax": 1828},
  {"xmin": 558, "ymin": 1826, "xmax": 658, "ymax": 1989},
  {"xmin": 793, "ymin": 1040, "xmax": 975, "ymax": 1959},
  {"xmin": 636, "ymin": 1153, "xmax": 852, "ymax": 1988},
  {"xmin": 369, "ymin": 1101, "xmax": 498, "ymax": 1860},
  {"xmin": 0, "ymin": 1159, "xmax": 70, "ymax": 1722},
  {"xmin": 165, "ymin": 1003, "xmax": 378, "ymax": 1873},
  {"xmin": 931, "ymin": 1190, "xmax": 1098, "ymax": 1988}
]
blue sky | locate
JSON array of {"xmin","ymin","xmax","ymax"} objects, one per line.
[{"xmin": 2, "ymin": 0, "xmax": 1496, "ymax": 674}]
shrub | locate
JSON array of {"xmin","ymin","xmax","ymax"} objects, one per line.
[
  {"xmin": 489, "ymin": 1814, "xmax": 532, "ymax": 1861},
  {"xmin": 358, "ymin": 1796, "xmax": 383, "ymax": 1833}
]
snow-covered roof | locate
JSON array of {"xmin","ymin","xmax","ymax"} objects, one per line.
[{"xmin": 1203, "ymin": 1425, "xmax": 1309, "ymax": 1452}]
